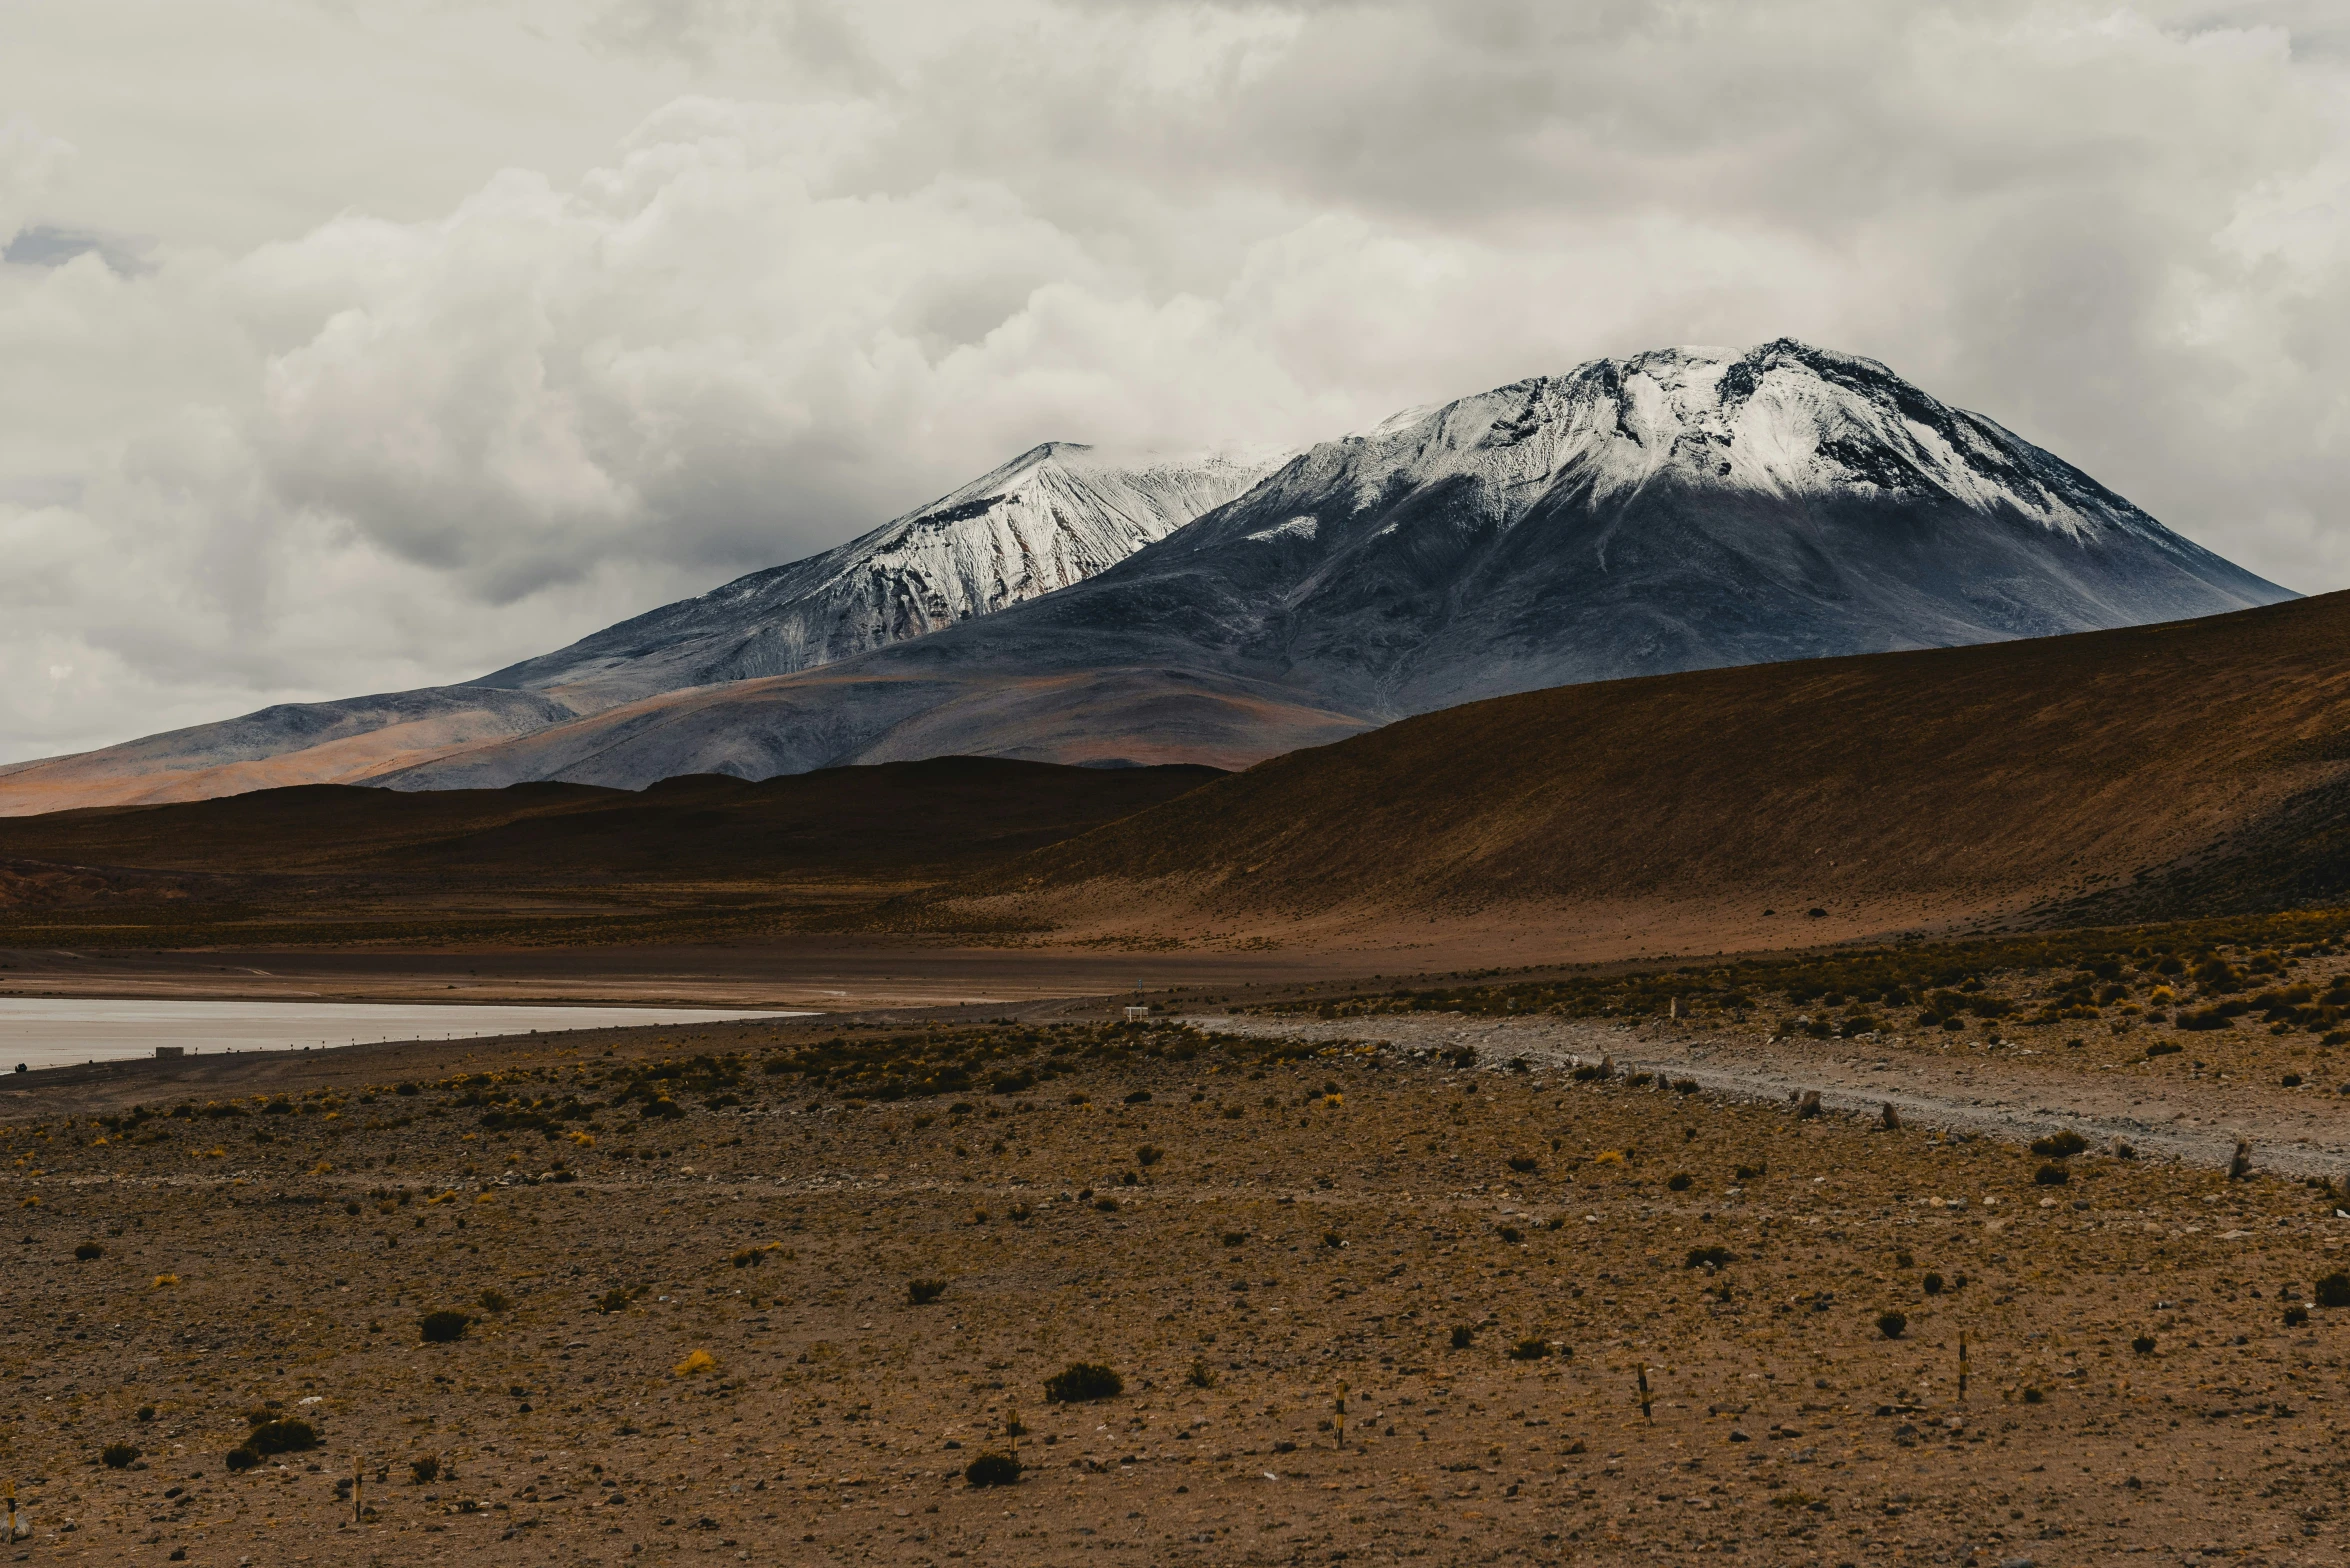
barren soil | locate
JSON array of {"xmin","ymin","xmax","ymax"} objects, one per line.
[{"xmin": 3, "ymin": 1005, "xmax": 2348, "ymax": 1567}]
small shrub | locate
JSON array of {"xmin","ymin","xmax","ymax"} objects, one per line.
[
  {"xmin": 224, "ymin": 1446, "xmax": 259, "ymax": 1473},
  {"xmin": 1922, "ymin": 1271, "xmax": 1945, "ymax": 1295},
  {"xmin": 2283, "ymin": 1073, "xmax": 2304, "ymax": 1088},
  {"xmin": 1449, "ymin": 1325, "xmax": 1475, "ymax": 1350},
  {"xmin": 595, "ymin": 1288, "xmax": 629, "ymax": 1314},
  {"xmin": 1043, "ymin": 1362, "xmax": 1124, "ymax": 1403},
  {"xmin": 1733, "ymin": 1163, "xmax": 1765, "ymax": 1182},
  {"xmin": 2285, "ymin": 1305, "xmax": 2310, "ymax": 1328},
  {"xmin": 478, "ymin": 1289, "xmax": 511, "ymax": 1313},
  {"xmin": 1187, "ymin": 1359, "xmax": 1218, "ymax": 1388},
  {"xmin": 135, "ymin": 1405, "xmax": 155, "ymax": 1422},
  {"xmin": 74, "ymin": 1241, "xmax": 103, "ymax": 1261},
  {"xmin": 101, "ymin": 1443, "xmax": 139, "ymax": 1469},
  {"xmin": 1684, "ymin": 1245, "xmax": 1734, "ymax": 1270},
  {"xmin": 2032, "ymin": 1162, "xmax": 2071, "ymax": 1186},
  {"xmin": 247, "ymin": 1418, "xmax": 317, "ymax": 1455},
  {"xmin": 2144, "ymin": 1041, "xmax": 2182, "ymax": 1057},
  {"xmin": 418, "ymin": 1310, "xmax": 472, "ymax": 1344},
  {"xmin": 1220, "ymin": 1231, "xmax": 1247, "ymax": 1247},
  {"xmin": 409, "ymin": 1456, "xmax": 440, "ymax": 1485},
  {"xmin": 1496, "ymin": 1224, "xmax": 1523, "ymax": 1244},
  {"xmin": 1876, "ymin": 1311, "xmax": 1907, "ymax": 1340},
  {"xmin": 963, "ymin": 1452, "xmax": 1021, "ymax": 1488},
  {"xmin": 730, "ymin": 1247, "xmax": 765, "ymax": 1269},
  {"xmin": 1505, "ymin": 1155, "xmax": 1540, "ymax": 1173},
  {"xmin": 1321, "ymin": 1230, "xmax": 1343, "ymax": 1249},
  {"xmin": 907, "ymin": 1278, "xmax": 948, "ymax": 1306},
  {"xmin": 1507, "ymin": 1337, "xmax": 1550, "ymax": 1361},
  {"xmin": 1666, "ymin": 1173, "xmax": 1693, "ymax": 1192},
  {"xmin": 673, "ymin": 1349, "xmax": 716, "ymax": 1376},
  {"xmin": 1673, "ymin": 1078, "xmax": 1700, "ymax": 1095},
  {"xmin": 2021, "ymin": 1386, "xmax": 2044, "ymax": 1404},
  {"xmin": 1093, "ymin": 1197, "xmax": 1119, "ymax": 1213},
  {"xmin": 1136, "ymin": 1145, "xmax": 1162, "ymax": 1166},
  {"xmin": 2315, "ymin": 1271, "xmax": 2350, "ymax": 1309},
  {"xmin": 2131, "ymin": 1334, "xmax": 2156, "ymax": 1354},
  {"xmin": 2029, "ymin": 1130, "xmax": 2088, "ymax": 1159}
]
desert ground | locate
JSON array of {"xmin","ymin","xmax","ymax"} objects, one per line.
[{"xmin": 5, "ymin": 925, "xmax": 2349, "ymax": 1567}]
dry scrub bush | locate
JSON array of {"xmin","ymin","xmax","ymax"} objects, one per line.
[
  {"xmin": 964, "ymin": 1453, "xmax": 1021, "ymax": 1487},
  {"xmin": 418, "ymin": 1310, "xmax": 471, "ymax": 1343},
  {"xmin": 247, "ymin": 1418, "xmax": 317, "ymax": 1455},
  {"xmin": 1043, "ymin": 1362, "xmax": 1123, "ymax": 1404}
]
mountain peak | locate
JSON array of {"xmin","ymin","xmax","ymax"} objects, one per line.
[
  {"xmin": 476, "ymin": 441, "xmax": 1281, "ymax": 707},
  {"xmin": 1316, "ymin": 339, "xmax": 2154, "ymax": 548}
]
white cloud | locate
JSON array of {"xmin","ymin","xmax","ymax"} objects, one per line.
[{"xmin": 0, "ymin": 0, "xmax": 2348, "ymax": 762}]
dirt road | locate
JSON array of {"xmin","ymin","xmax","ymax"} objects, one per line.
[{"xmin": 1185, "ymin": 1009, "xmax": 2350, "ymax": 1181}]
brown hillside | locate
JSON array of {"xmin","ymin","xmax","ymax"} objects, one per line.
[{"xmin": 959, "ymin": 590, "xmax": 2350, "ymax": 950}]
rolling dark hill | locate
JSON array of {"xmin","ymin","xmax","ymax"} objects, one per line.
[
  {"xmin": 0, "ymin": 758, "xmax": 1222, "ymax": 938},
  {"xmin": 938, "ymin": 590, "xmax": 2350, "ymax": 948}
]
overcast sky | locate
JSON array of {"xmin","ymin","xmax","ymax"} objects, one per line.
[{"xmin": 2, "ymin": 0, "xmax": 2346, "ymax": 763}]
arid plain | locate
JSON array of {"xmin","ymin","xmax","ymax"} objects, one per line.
[{"xmin": 7, "ymin": 928, "xmax": 2350, "ymax": 1567}]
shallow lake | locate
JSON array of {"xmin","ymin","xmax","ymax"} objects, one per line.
[{"xmin": 0, "ymin": 997, "xmax": 810, "ymax": 1072}]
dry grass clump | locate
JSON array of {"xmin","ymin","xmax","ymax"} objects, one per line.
[
  {"xmin": 963, "ymin": 1452, "xmax": 1021, "ymax": 1487},
  {"xmin": 418, "ymin": 1309, "xmax": 471, "ymax": 1343},
  {"xmin": 246, "ymin": 1416, "xmax": 317, "ymax": 1455},
  {"xmin": 1042, "ymin": 1362, "xmax": 1123, "ymax": 1404}
]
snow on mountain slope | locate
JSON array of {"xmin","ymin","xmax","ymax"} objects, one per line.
[
  {"xmin": 479, "ymin": 443, "xmax": 1279, "ymax": 710},
  {"xmin": 1259, "ymin": 338, "xmax": 2214, "ymax": 564},
  {"xmin": 373, "ymin": 339, "xmax": 2296, "ymax": 792},
  {"xmin": 0, "ymin": 444, "xmax": 1270, "ymax": 813}
]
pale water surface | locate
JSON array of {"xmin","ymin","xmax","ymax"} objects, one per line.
[{"xmin": 0, "ymin": 998, "xmax": 811, "ymax": 1072}]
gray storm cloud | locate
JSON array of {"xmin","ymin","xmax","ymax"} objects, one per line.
[{"xmin": 0, "ymin": 0, "xmax": 2344, "ymax": 761}]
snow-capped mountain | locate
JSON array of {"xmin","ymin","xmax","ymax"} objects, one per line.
[
  {"xmin": 0, "ymin": 444, "xmax": 1271, "ymax": 812},
  {"xmin": 362, "ymin": 339, "xmax": 2295, "ymax": 792},
  {"xmin": 480, "ymin": 442, "xmax": 1278, "ymax": 709},
  {"xmin": 1082, "ymin": 336, "xmax": 2288, "ymax": 716},
  {"xmin": 0, "ymin": 339, "xmax": 2299, "ymax": 810}
]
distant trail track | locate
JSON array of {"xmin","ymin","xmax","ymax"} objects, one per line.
[{"xmin": 1184, "ymin": 1011, "xmax": 2350, "ymax": 1181}]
